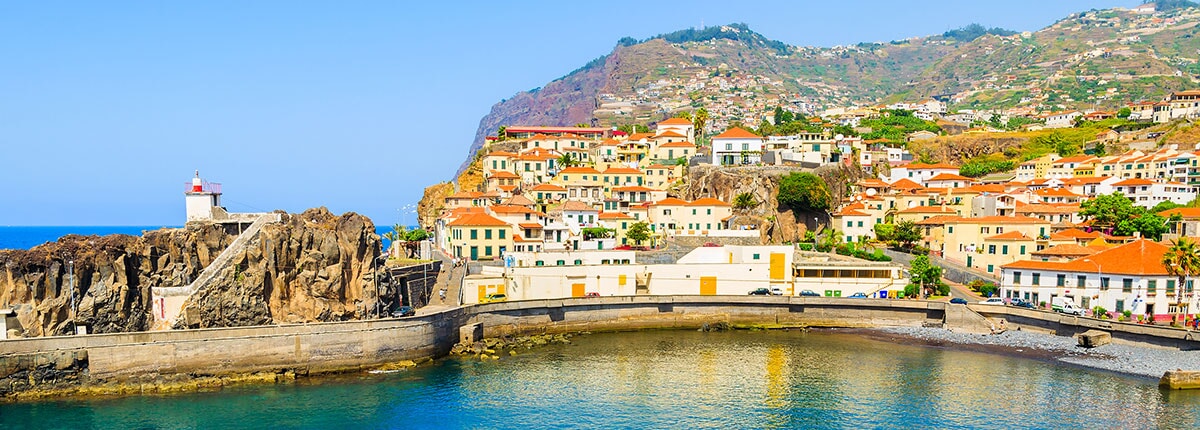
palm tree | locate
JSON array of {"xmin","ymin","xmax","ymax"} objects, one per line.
[
  {"xmin": 693, "ymin": 108, "xmax": 709, "ymax": 144},
  {"xmin": 675, "ymin": 111, "xmax": 692, "ymax": 121},
  {"xmin": 1162, "ymin": 237, "xmax": 1200, "ymax": 325},
  {"xmin": 557, "ymin": 153, "xmax": 578, "ymax": 169}
]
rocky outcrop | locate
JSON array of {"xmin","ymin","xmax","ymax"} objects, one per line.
[
  {"xmin": 175, "ymin": 208, "xmax": 387, "ymax": 328},
  {"xmin": 680, "ymin": 163, "xmax": 863, "ymax": 244},
  {"xmin": 0, "ymin": 208, "xmax": 391, "ymax": 337}
]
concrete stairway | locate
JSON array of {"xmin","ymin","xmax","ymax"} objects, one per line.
[{"xmin": 151, "ymin": 214, "xmax": 278, "ymax": 329}]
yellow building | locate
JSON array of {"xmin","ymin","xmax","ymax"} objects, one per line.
[
  {"xmin": 940, "ymin": 216, "xmax": 1052, "ymax": 274},
  {"xmin": 448, "ymin": 212, "xmax": 514, "ymax": 261}
]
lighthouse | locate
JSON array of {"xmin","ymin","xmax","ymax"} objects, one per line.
[{"xmin": 184, "ymin": 170, "xmax": 223, "ymax": 222}]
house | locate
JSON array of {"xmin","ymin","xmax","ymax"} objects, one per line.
[
  {"xmin": 682, "ymin": 198, "xmax": 733, "ymax": 233},
  {"xmin": 940, "ymin": 216, "xmax": 1053, "ymax": 273},
  {"xmin": 1110, "ymin": 179, "xmax": 1198, "ymax": 208},
  {"xmin": 712, "ymin": 127, "xmax": 764, "ymax": 166},
  {"xmin": 1159, "ymin": 207, "xmax": 1200, "ymax": 240},
  {"xmin": 515, "ymin": 148, "xmax": 558, "ymax": 184},
  {"xmin": 643, "ymin": 164, "xmax": 682, "ymax": 189},
  {"xmin": 554, "ymin": 166, "xmax": 604, "ymax": 205},
  {"xmin": 1015, "ymin": 153, "xmax": 1061, "ymax": 181},
  {"xmin": 906, "ymin": 130, "xmax": 938, "ymax": 142},
  {"xmin": 485, "ymin": 170, "xmax": 521, "ymax": 192},
  {"xmin": 561, "ymin": 201, "xmax": 600, "ymax": 227},
  {"xmin": 598, "ymin": 211, "xmax": 639, "ymax": 246},
  {"xmin": 1000, "ymin": 240, "xmax": 1187, "ymax": 322},
  {"xmin": 888, "ymin": 162, "xmax": 959, "ymax": 185},
  {"xmin": 444, "ymin": 191, "xmax": 487, "ymax": 209},
  {"xmin": 834, "ymin": 204, "xmax": 875, "ymax": 243},
  {"xmin": 483, "ymin": 151, "xmax": 518, "ymax": 174},
  {"xmin": 1132, "ymin": 2, "xmax": 1156, "ymax": 14},
  {"xmin": 656, "ymin": 117, "xmax": 696, "ymax": 142},
  {"xmin": 601, "ymin": 166, "xmax": 647, "ymax": 192},
  {"xmin": 652, "ymin": 141, "xmax": 697, "ymax": 163},
  {"xmin": 894, "ymin": 205, "xmax": 959, "ymax": 224},
  {"xmin": 924, "ymin": 173, "xmax": 974, "ymax": 189},
  {"xmin": 447, "ymin": 212, "xmax": 513, "ymax": 261},
  {"xmin": 1042, "ymin": 110, "xmax": 1082, "ymax": 128},
  {"xmin": 529, "ymin": 183, "xmax": 568, "ymax": 203}
]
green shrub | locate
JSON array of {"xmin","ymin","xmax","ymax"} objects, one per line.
[
  {"xmin": 903, "ymin": 283, "xmax": 920, "ymax": 298},
  {"xmin": 797, "ymin": 243, "xmax": 814, "ymax": 251},
  {"xmin": 1093, "ymin": 306, "xmax": 1108, "ymax": 319}
]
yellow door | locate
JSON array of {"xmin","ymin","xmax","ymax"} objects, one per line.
[
  {"xmin": 618, "ymin": 274, "xmax": 627, "ymax": 286},
  {"xmin": 700, "ymin": 276, "xmax": 717, "ymax": 295},
  {"xmin": 496, "ymin": 283, "xmax": 506, "ymax": 295},
  {"xmin": 478, "ymin": 285, "xmax": 488, "ymax": 303},
  {"xmin": 769, "ymin": 253, "xmax": 785, "ymax": 280},
  {"xmin": 572, "ymin": 283, "xmax": 586, "ymax": 297}
]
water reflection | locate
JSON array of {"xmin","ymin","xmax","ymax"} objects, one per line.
[{"xmin": 2, "ymin": 329, "xmax": 1198, "ymax": 429}]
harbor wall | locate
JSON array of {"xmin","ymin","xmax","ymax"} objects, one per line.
[{"xmin": 6, "ymin": 296, "xmax": 1200, "ymax": 398}]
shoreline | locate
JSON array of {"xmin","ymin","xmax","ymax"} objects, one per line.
[{"xmin": 850, "ymin": 326, "xmax": 1200, "ymax": 380}]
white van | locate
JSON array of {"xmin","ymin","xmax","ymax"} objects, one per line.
[{"xmin": 1052, "ymin": 297, "xmax": 1084, "ymax": 316}]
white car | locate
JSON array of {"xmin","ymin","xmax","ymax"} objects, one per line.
[
  {"xmin": 978, "ymin": 297, "xmax": 1005, "ymax": 306},
  {"xmin": 770, "ymin": 287, "xmax": 783, "ymax": 296}
]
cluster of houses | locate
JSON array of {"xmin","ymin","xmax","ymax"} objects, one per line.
[{"xmin": 830, "ymin": 145, "xmax": 1200, "ymax": 322}]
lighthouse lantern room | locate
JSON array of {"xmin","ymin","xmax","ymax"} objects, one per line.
[{"xmin": 184, "ymin": 170, "xmax": 223, "ymax": 222}]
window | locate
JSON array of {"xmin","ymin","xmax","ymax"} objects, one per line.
[
  {"xmin": 1101, "ymin": 277, "xmax": 1110, "ymax": 290},
  {"xmin": 847, "ymin": 221, "xmax": 853, "ymax": 228},
  {"xmin": 707, "ymin": 209, "xmax": 712, "ymax": 215},
  {"xmin": 1013, "ymin": 272, "xmax": 1022, "ymax": 284},
  {"xmin": 1190, "ymin": 280, "xmax": 1195, "ymax": 294},
  {"xmin": 988, "ymin": 245, "xmax": 996, "ymax": 254},
  {"xmin": 742, "ymin": 143, "xmax": 750, "ymax": 151},
  {"xmin": 1020, "ymin": 245, "xmax": 1026, "ymax": 255},
  {"xmin": 948, "ymin": 226, "xmax": 954, "ymax": 233},
  {"xmin": 981, "ymin": 227, "xmax": 990, "ymax": 234},
  {"xmin": 1077, "ymin": 275, "xmax": 1086, "ymax": 288},
  {"xmin": 1002, "ymin": 245, "xmax": 1008, "ymax": 255},
  {"xmin": 556, "ymin": 260, "xmax": 565, "ymax": 266},
  {"xmin": 1122, "ymin": 278, "xmax": 1132, "ymax": 293},
  {"xmin": 753, "ymin": 253, "xmax": 760, "ymax": 260},
  {"xmin": 987, "ymin": 264, "xmax": 994, "ymax": 273},
  {"xmin": 1168, "ymin": 279, "xmax": 1177, "ymax": 295},
  {"xmin": 857, "ymin": 221, "xmax": 863, "ymax": 227},
  {"xmin": 1056, "ymin": 274, "xmax": 1065, "ymax": 287},
  {"xmin": 725, "ymin": 143, "xmax": 733, "ymax": 151},
  {"xmin": 499, "ymin": 229, "xmax": 506, "ymax": 239},
  {"xmin": 1148, "ymin": 280, "xmax": 1157, "ymax": 294},
  {"xmin": 470, "ymin": 229, "xmax": 477, "ymax": 240},
  {"xmin": 1116, "ymin": 299, "xmax": 1125, "ymax": 313},
  {"xmin": 485, "ymin": 246, "xmax": 492, "ymax": 256},
  {"xmin": 1032, "ymin": 273, "xmax": 1041, "ymax": 286},
  {"xmin": 485, "ymin": 229, "xmax": 492, "ymax": 240}
]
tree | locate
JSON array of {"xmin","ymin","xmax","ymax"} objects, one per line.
[
  {"xmin": 1117, "ymin": 107, "xmax": 1132, "ymax": 119},
  {"xmin": 776, "ymin": 172, "xmax": 832, "ymax": 211},
  {"xmin": 675, "ymin": 111, "xmax": 692, "ymax": 121},
  {"xmin": 893, "ymin": 220, "xmax": 922, "ymax": 248},
  {"xmin": 693, "ymin": 108, "xmax": 709, "ymax": 140},
  {"xmin": 625, "ymin": 222, "xmax": 651, "ymax": 245},
  {"xmin": 617, "ymin": 124, "xmax": 649, "ymax": 134},
  {"xmin": 582, "ymin": 227, "xmax": 614, "ymax": 240},
  {"xmin": 1162, "ymin": 237, "xmax": 1200, "ymax": 323},
  {"xmin": 1080, "ymin": 192, "xmax": 1140, "ymax": 232},
  {"xmin": 558, "ymin": 153, "xmax": 579, "ymax": 168},
  {"xmin": 874, "ymin": 223, "xmax": 896, "ymax": 242},
  {"xmin": 405, "ymin": 228, "xmax": 429, "ymax": 242},
  {"xmin": 495, "ymin": 125, "xmax": 508, "ymax": 141},
  {"xmin": 733, "ymin": 192, "xmax": 757, "ymax": 210},
  {"xmin": 1116, "ymin": 211, "xmax": 1169, "ymax": 240},
  {"xmin": 910, "ymin": 255, "xmax": 943, "ymax": 299}
]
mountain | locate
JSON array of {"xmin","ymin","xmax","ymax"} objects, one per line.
[{"xmin": 452, "ymin": 5, "xmax": 1200, "ymax": 177}]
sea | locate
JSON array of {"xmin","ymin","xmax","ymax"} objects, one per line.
[
  {"xmin": 2, "ymin": 329, "xmax": 1198, "ymax": 428},
  {"xmin": 0, "ymin": 226, "xmax": 401, "ymax": 251}
]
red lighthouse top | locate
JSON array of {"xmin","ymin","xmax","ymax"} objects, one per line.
[{"xmin": 185, "ymin": 170, "xmax": 222, "ymax": 194}]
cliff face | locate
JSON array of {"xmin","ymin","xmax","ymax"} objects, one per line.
[
  {"xmin": 681, "ymin": 164, "xmax": 862, "ymax": 244},
  {"xmin": 0, "ymin": 208, "xmax": 388, "ymax": 337},
  {"xmin": 175, "ymin": 208, "xmax": 386, "ymax": 328}
]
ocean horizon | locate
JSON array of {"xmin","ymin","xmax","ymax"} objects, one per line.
[{"xmin": 0, "ymin": 225, "xmax": 405, "ymax": 251}]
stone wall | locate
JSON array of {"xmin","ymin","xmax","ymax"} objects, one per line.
[
  {"xmin": 883, "ymin": 249, "xmax": 999, "ymax": 285},
  {"xmin": 388, "ymin": 262, "xmax": 441, "ymax": 309}
]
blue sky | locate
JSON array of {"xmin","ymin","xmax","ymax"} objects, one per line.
[{"xmin": 0, "ymin": 1, "xmax": 1134, "ymax": 226}]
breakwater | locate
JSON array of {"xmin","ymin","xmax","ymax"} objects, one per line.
[{"xmin": 4, "ymin": 296, "xmax": 1199, "ymax": 399}]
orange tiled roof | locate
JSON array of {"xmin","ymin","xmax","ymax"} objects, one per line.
[
  {"xmin": 603, "ymin": 166, "xmax": 643, "ymax": 174},
  {"xmin": 659, "ymin": 117, "xmax": 694, "ymax": 125},
  {"xmin": 1030, "ymin": 243, "xmax": 1099, "ymax": 257},
  {"xmin": 915, "ymin": 215, "xmax": 962, "ymax": 225},
  {"xmin": 561, "ymin": 201, "xmax": 597, "ymax": 211},
  {"xmin": 448, "ymin": 213, "xmax": 509, "ymax": 227},
  {"xmin": 897, "ymin": 206, "xmax": 957, "ymax": 214},
  {"xmin": 559, "ymin": 166, "xmax": 601, "ymax": 175},
  {"xmin": 927, "ymin": 173, "xmax": 973, "ymax": 182},
  {"xmin": 612, "ymin": 186, "xmax": 656, "ymax": 192},
  {"xmin": 518, "ymin": 223, "xmax": 543, "ymax": 229},
  {"xmin": 530, "ymin": 183, "xmax": 566, "ymax": 191},
  {"xmin": 713, "ymin": 127, "xmax": 761, "ymax": 139},
  {"xmin": 986, "ymin": 231, "xmax": 1033, "ymax": 241},
  {"xmin": 659, "ymin": 141, "xmax": 697, "ymax": 148},
  {"xmin": 598, "ymin": 212, "xmax": 634, "ymax": 220},
  {"xmin": 1001, "ymin": 239, "xmax": 1169, "ymax": 276},
  {"xmin": 652, "ymin": 197, "xmax": 690, "ymax": 206},
  {"xmin": 654, "ymin": 130, "xmax": 687, "ymax": 138},
  {"xmin": 889, "ymin": 178, "xmax": 924, "ymax": 190},
  {"xmin": 1112, "ymin": 178, "xmax": 1154, "ymax": 186},
  {"xmin": 488, "ymin": 170, "xmax": 520, "ymax": 179},
  {"xmin": 1159, "ymin": 207, "xmax": 1200, "ymax": 219},
  {"xmin": 688, "ymin": 198, "xmax": 730, "ymax": 207},
  {"xmin": 946, "ymin": 215, "xmax": 1047, "ymax": 224}
]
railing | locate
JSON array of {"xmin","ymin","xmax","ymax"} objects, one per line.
[{"xmin": 184, "ymin": 181, "xmax": 222, "ymax": 194}]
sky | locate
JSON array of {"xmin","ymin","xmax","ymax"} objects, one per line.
[{"xmin": 0, "ymin": 1, "xmax": 1137, "ymax": 226}]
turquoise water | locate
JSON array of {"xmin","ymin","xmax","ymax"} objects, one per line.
[{"xmin": 2, "ymin": 330, "xmax": 1198, "ymax": 429}]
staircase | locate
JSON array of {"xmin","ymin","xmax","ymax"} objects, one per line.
[{"xmin": 151, "ymin": 214, "xmax": 279, "ymax": 329}]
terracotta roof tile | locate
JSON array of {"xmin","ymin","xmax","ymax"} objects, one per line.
[
  {"xmin": 447, "ymin": 213, "xmax": 509, "ymax": 227},
  {"xmin": 1001, "ymin": 239, "xmax": 1169, "ymax": 276},
  {"xmin": 713, "ymin": 127, "xmax": 761, "ymax": 139}
]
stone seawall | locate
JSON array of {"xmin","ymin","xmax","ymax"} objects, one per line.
[{"xmin": 6, "ymin": 296, "xmax": 1200, "ymax": 399}]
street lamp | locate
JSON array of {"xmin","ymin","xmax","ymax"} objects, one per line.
[{"xmin": 1082, "ymin": 258, "xmax": 1101, "ymax": 314}]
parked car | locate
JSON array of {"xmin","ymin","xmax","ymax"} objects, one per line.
[
  {"xmin": 847, "ymin": 292, "xmax": 868, "ymax": 298},
  {"xmin": 748, "ymin": 288, "xmax": 772, "ymax": 295},
  {"xmin": 1010, "ymin": 298, "xmax": 1036, "ymax": 309},
  {"xmin": 481, "ymin": 293, "xmax": 507, "ymax": 304},
  {"xmin": 584, "ymin": 292, "xmax": 601, "ymax": 298},
  {"xmin": 390, "ymin": 306, "xmax": 415, "ymax": 317},
  {"xmin": 799, "ymin": 290, "xmax": 821, "ymax": 297},
  {"xmin": 949, "ymin": 298, "xmax": 968, "ymax": 305},
  {"xmin": 770, "ymin": 287, "xmax": 783, "ymax": 296},
  {"xmin": 979, "ymin": 297, "xmax": 1005, "ymax": 305}
]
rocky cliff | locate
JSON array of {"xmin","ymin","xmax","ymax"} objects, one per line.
[
  {"xmin": 680, "ymin": 164, "xmax": 863, "ymax": 244},
  {"xmin": 0, "ymin": 208, "xmax": 390, "ymax": 337}
]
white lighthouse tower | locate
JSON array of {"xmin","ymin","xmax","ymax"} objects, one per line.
[{"xmin": 184, "ymin": 170, "xmax": 223, "ymax": 222}]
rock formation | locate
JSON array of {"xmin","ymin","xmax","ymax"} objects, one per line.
[
  {"xmin": 0, "ymin": 208, "xmax": 391, "ymax": 337},
  {"xmin": 680, "ymin": 164, "xmax": 863, "ymax": 244}
]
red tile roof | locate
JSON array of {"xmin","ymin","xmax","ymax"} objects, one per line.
[
  {"xmin": 986, "ymin": 231, "xmax": 1033, "ymax": 241},
  {"xmin": 655, "ymin": 130, "xmax": 688, "ymax": 138},
  {"xmin": 659, "ymin": 117, "xmax": 694, "ymax": 126},
  {"xmin": 561, "ymin": 201, "xmax": 597, "ymax": 211},
  {"xmin": 897, "ymin": 206, "xmax": 957, "ymax": 214},
  {"xmin": 915, "ymin": 215, "xmax": 962, "ymax": 225},
  {"xmin": 1001, "ymin": 239, "xmax": 1169, "ymax": 276},
  {"xmin": 559, "ymin": 167, "xmax": 601, "ymax": 175},
  {"xmin": 652, "ymin": 197, "xmax": 690, "ymax": 206},
  {"xmin": 659, "ymin": 141, "xmax": 697, "ymax": 148},
  {"xmin": 713, "ymin": 127, "xmax": 761, "ymax": 139},
  {"xmin": 1113, "ymin": 178, "xmax": 1154, "ymax": 186},
  {"xmin": 448, "ymin": 213, "xmax": 509, "ymax": 227},
  {"xmin": 889, "ymin": 178, "xmax": 924, "ymax": 190},
  {"xmin": 688, "ymin": 198, "xmax": 730, "ymax": 207},
  {"xmin": 530, "ymin": 184, "xmax": 566, "ymax": 191},
  {"xmin": 1030, "ymin": 243, "xmax": 1099, "ymax": 257},
  {"xmin": 603, "ymin": 167, "xmax": 643, "ymax": 175},
  {"xmin": 927, "ymin": 173, "xmax": 973, "ymax": 182},
  {"xmin": 1159, "ymin": 207, "xmax": 1200, "ymax": 219}
]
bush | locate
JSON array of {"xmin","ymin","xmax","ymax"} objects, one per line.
[
  {"xmin": 935, "ymin": 282, "xmax": 951, "ymax": 296},
  {"xmin": 777, "ymin": 172, "xmax": 832, "ymax": 211},
  {"xmin": 1122, "ymin": 310, "xmax": 1132, "ymax": 321},
  {"xmin": 1093, "ymin": 306, "xmax": 1108, "ymax": 319},
  {"xmin": 910, "ymin": 245, "xmax": 930, "ymax": 255},
  {"xmin": 815, "ymin": 243, "xmax": 833, "ymax": 252},
  {"xmin": 797, "ymin": 243, "xmax": 814, "ymax": 251},
  {"xmin": 836, "ymin": 243, "xmax": 855, "ymax": 256},
  {"xmin": 968, "ymin": 279, "xmax": 998, "ymax": 297},
  {"xmin": 903, "ymin": 283, "xmax": 920, "ymax": 298}
]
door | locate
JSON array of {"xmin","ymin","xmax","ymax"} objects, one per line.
[
  {"xmin": 478, "ymin": 285, "xmax": 488, "ymax": 303},
  {"xmin": 470, "ymin": 246, "xmax": 478, "ymax": 261},
  {"xmin": 966, "ymin": 255, "xmax": 972, "ymax": 268},
  {"xmin": 572, "ymin": 283, "xmax": 585, "ymax": 297},
  {"xmin": 769, "ymin": 253, "xmax": 785, "ymax": 280},
  {"xmin": 700, "ymin": 277, "xmax": 717, "ymax": 295}
]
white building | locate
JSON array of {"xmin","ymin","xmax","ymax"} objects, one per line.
[
  {"xmin": 1000, "ymin": 240, "xmax": 1194, "ymax": 322},
  {"xmin": 712, "ymin": 127, "xmax": 764, "ymax": 166},
  {"xmin": 184, "ymin": 170, "xmax": 223, "ymax": 222}
]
